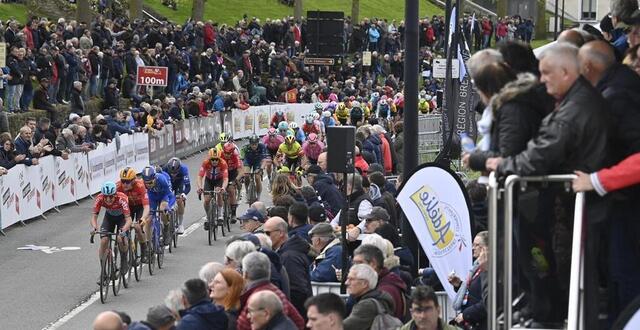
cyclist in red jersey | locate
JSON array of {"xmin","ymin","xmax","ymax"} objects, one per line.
[
  {"xmin": 91, "ymin": 181, "xmax": 132, "ymax": 269},
  {"xmin": 221, "ymin": 142, "xmax": 243, "ymax": 219},
  {"xmin": 117, "ymin": 167, "xmax": 151, "ymax": 261},
  {"xmin": 197, "ymin": 148, "xmax": 229, "ymax": 226}
]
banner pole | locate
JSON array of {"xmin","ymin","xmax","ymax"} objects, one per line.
[
  {"xmin": 41, "ymin": 213, "xmax": 48, "ymax": 221},
  {"xmin": 0, "ymin": 229, "xmax": 5, "ymax": 236}
]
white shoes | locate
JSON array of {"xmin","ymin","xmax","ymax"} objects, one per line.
[{"xmin": 177, "ymin": 225, "xmax": 185, "ymax": 234}]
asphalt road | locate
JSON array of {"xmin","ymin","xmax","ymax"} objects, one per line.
[{"xmin": 0, "ymin": 150, "xmax": 262, "ymax": 330}]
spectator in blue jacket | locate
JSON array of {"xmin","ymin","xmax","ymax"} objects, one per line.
[
  {"xmin": 213, "ymin": 93, "xmax": 225, "ymax": 112},
  {"xmin": 105, "ymin": 109, "xmax": 133, "ymax": 137},
  {"xmin": 306, "ymin": 165, "xmax": 345, "ymax": 216},
  {"xmin": 176, "ymin": 278, "xmax": 228, "ymax": 330},
  {"xmin": 309, "ymin": 223, "xmax": 345, "ymax": 282},
  {"xmin": 14, "ymin": 126, "xmax": 39, "ymax": 166}
]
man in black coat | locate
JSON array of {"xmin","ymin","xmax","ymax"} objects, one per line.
[
  {"xmin": 33, "ymin": 78, "xmax": 59, "ymax": 123},
  {"xmin": 264, "ymin": 217, "xmax": 312, "ymax": 317},
  {"xmin": 487, "ymin": 43, "xmax": 609, "ymax": 329},
  {"xmin": 578, "ymin": 40, "xmax": 640, "ymax": 322},
  {"xmin": 305, "ymin": 165, "xmax": 344, "ymax": 216},
  {"xmin": 70, "ymin": 81, "xmax": 86, "ymax": 115}
]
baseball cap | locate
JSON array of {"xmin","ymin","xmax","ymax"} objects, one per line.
[
  {"xmin": 364, "ymin": 206, "xmax": 390, "ymax": 222},
  {"xmin": 308, "ymin": 204, "xmax": 327, "ymax": 223},
  {"xmin": 238, "ymin": 207, "xmax": 266, "ymax": 223},
  {"xmin": 146, "ymin": 305, "xmax": 175, "ymax": 328},
  {"xmin": 309, "ymin": 223, "xmax": 334, "ymax": 238}
]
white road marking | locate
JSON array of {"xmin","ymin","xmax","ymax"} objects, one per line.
[{"xmin": 42, "ymin": 219, "xmax": 204, "ymax": 330}]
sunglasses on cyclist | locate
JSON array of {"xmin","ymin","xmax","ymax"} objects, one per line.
[
  {"xmin": 121, "ymin": 179, "xmax": 134, "ymax": 184},
  {"xmin": 210, "ymin": 158, "xmax": 219, "ymax": 162},
  {"xmin": 144, "ymin": 180, "xmax": 155, "ymax": 187}
]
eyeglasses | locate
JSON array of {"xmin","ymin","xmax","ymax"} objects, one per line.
[
  {"xmin": 122, "ymin": 179, "xmax": 134, "ymax": 184},
  {"xmin": 264, "ymin": 229, "xmax": 281, "ymax": 236},
  {"xmin": 210, "ymin": 158, "xmax": 219, "ymax": 162}
]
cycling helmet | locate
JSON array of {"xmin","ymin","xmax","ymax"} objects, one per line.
[
  {"xmin": 314, "ymin": 102, "xmax": 323, "ymax": 110},
  {"xmin": 322, "ymin": 111, "xmax": 331, "ymax": 118},
  {"xmin": 119, "ymin": 167, "xmax": 136, "ymax": 181},
  {"xmin": 276, "ymin": 109, "xmax": 284, "ymax": 116},
  {"xmin": 208, "ymin": 148, "xmax": 221, "ymax": 160},
  {"xmin": 277, "ymin": 166, "xmax": 291, "ymax": 173},
  {"xmin": 101, "ymin": 181, "xmax": 117, "ymax": 196},
  {"xmin": 308, "ymin": 133, "xmax": 318, "ymax": 142},
  {"xmin": 289, "ymin": 122, "xmax": 298, "ymax": 129},
  {"xmin": 218, "ymin": 132, "xmax": 227, "ymax": 143},
  {"xmin": 223, "ymin": 142, "xmax": 235, "ymax": 153},
  {"xmin": 312, "ymin": 113, "xmax": 320, "ymax": 120},
  {"xmin": 379, "ymin": 99, "xmax": 388, "ymax": 106},
  {"xmin": 225, "ymin": 133, "xmax": 233, "ymax": 142},
  {"xmin": 425, "ymin": 95, "xmax": 433, "ymax": 101},
  {"xmin": 167, "ymin": 157, "xmax": 181, "ymax": 174},
  {"xmin": 285, "ymin": 135, "xmax": 295, "ymax": 143},
  {"xmin": 337, "ymin": 102, "xmax": 346, "ymax": 111},
  {"xmin": 248, "ymin": 134, "xmax": 259, "ymax": 144},
  {"xmin": 268, "ymin": 127, "xmax": 277, "ymax": 136},
  {"xmin": 305, "ymin": 116, "xmax": 314, "ymax": 124},
  {"xmin": 141, "ymin": 166, "xmax": 156, "ymax": 182},
  {"xmin": 278, "ymin": 121, "xmax": 289, "ymax": 130},
  {"xmin": 371, "ymin": 92, "xmax": 380, "ymax": 99},
  {"xmin": 351, "ymin": 101, "xmax": 361, "ymax": 108}
]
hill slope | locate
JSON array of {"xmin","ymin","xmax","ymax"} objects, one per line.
[{"xmin": 144, "ymin": 0, "xmax": 443, "ymax": 24}]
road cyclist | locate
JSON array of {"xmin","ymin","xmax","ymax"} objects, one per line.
[
  {"xmin": 116, "ymin": 167, "xmax": 150, "ymax": 264},
  {"xmin": 240, "ymin": 134, "xmax": 267, "ymax": 206},
  {"xmin": 163, "ymin": 157, "xmax": 191, "ymax": 234}
]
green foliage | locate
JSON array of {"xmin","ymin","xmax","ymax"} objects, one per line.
[
  {"xmin": 144, "ymin": 0, "xmax": 443, "ymax": 25},
  {"xmin": 0, "ymin": 3, "xmax": 29, "ymax": 22}
]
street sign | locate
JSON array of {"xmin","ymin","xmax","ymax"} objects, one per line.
[
  {"xmin": 0, "ymin": 42, "xmax": 6, "ymax": 68},
  {"xmin": 304, "ymin": 57, "xmax": 335, "ymax": 66},
  {"xmin": 136, "ymin": 66, "xmax": 168, "ymax": 86},
  {"xmin": 362, "ymin": 51, "xmax": 372, "ymax": 66},
  {"xmin": 432, "ymin": 58, "xmax": 459, "ymax": 79}
]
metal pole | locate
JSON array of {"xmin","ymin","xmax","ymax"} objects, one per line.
[
  {"xmin": 554, "ymin": 0, "xmax": 559, "ymax": 40},
  {"xmin": 403, "ymin": 0, "xmax": 419, "ymax": 175},
  {"xmin": 488, "ymin": 172, "xmax": 499, "ymax": 330},
  {"xmin": 561, "ymin": 0, "xmax": 566, "ymax": 31}
]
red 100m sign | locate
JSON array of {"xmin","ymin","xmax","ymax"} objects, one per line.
[{"xmin": 136, "ymin": 66, "xmax": 169, "ymax": 86}]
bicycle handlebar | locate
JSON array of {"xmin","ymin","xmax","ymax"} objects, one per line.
[{"xmin": 90, "ymin": 231, "xmax": 118, "ymax": 244}]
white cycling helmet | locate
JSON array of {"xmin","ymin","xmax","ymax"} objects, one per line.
[
  {"xmin": 322, "ymin": 111, "xmax": 331, "ymax": 118},
  {"xmin": 289, "ymin": 122, "xmax": 298, "ymax": 129}
]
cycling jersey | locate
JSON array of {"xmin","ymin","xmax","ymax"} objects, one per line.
[
  {"xmin": 93, "ymin": 191, "xmax": 131, "ymax": 217},
  {"xmin": 146, "ymin": 173, "xmax": 176, "ymax": 210},
  {"xmin": 199, "ymin": 158, "xmax": 229, "ymax": 181},
  {"xmin": 293, "ymin": 128, "xmax": 306, "ymax": 144},
  {"xmin": 302, "ymin": 140, "xmax": 324, "ymax": 161},
  {"xmin": 221, "ymin": 148, "xmax": 242, "ymax": 170},
  {"xmin": 116, "ymin": 179, "xmax": 149, "ymax": 207},
  {"xmin": 271, "ymin": 115, "xmax": 287, "ymax": 128},
  {"xmin": 262, "ymin": 134, "xmax": 285, "ymax": 152},
  {"xmin": 302, "ymin": 123, "xmax": 320, "ymax": 136},
  {"xmin": 278, "ymin": 142, "xmax": 303, "ymax": 159},
  {"xmin": 242, "ymin": 143, "xmax": 267, "ymax": 168},
  {"xmin": 335, "ymin": 108, "xmax": 349, "ymax": 120},
  {"xmin": 162, "ymin": 164, "xmax": 191, "ymax": 195}
]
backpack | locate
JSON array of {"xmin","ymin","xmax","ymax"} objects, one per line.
[
  {"xmin": 369, "ymin": 298, "xmax": 403, "ymax": 330},
  {"xmin": 351, "ymin": 106, "xmax": 363, "ymax": 119}
]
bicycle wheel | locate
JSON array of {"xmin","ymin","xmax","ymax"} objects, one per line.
[
  {"xmin": 148, "ymin": 241, "xmax": 156, "ymax": 276},
  {"xmin": 167, "ymin": 214, "xmax": 174, "ymax": 254},
  {"xmin": 223, "ymin": 195, "xmax": 230, "ymax": 235},
  {"xmin": 157, "ymin": 233, "xmax": 164, "ymax": 269},
  {"xmin": 112, "ymin": 248, "xmax": 121, "ymax": 296},
  {"xmin": 99, "ymin": 254, "xmax": 110, "ymax": 303},
  {"xmin": 173, "ymin": 212, "xmax": 178, "ymax": 249},
  {"xmin": 248, "ymin": 179, "xmax": 256, "ymax": 205},
  {"xmin": 122, "ymin": 240, "xmax": 133, "ymax": 288},
  {"xmin": 207, "ymin": 201, "xmax": 215, "ymax": 244},
  {"xmin": 134, "ymin": 239, "xmax": 142, "ymax": 282}
]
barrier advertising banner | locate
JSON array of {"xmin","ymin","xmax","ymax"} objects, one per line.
[
  {"xmin": 88, "ymin": 146, "xmax": 105, "ymax": 194},
  {"xmin": 103, "ymin": 143, "xmax": 118, "ymax": 183},
  {"xmin": 0, "ymin": 166, "xmax": 22, "ymax": 229},
  {"xmin": 397, "ymin": 164, "xmax": 473, "ymax": 299},
  {"xmin": 134, "ymin": 133, "xmax": 149, "ymax": 172},
  {"xmin": 21, "ymin": 164, "xmax": 43, "ymax": 221},
  {"xmin": 198, "ymin": 118, "xmax": 207, "ymax": 150},
  {"xmin": 38, "ymin": 156, "xmax": 56, "ymax": 213},
  {"xmin": 255, "ymin": 106, "xmax": 271, "ymax": 136},
  {"xmin": 232, "ymin": 110, "xmax": 244, "ymax": 139},
  {"xmin": 122, "ymin": 134, "xmax": 136, "ymax": 169},
  {"xmin": 54, "ymin": 157, "xmax": 77, "ymax": 207},
  {"xmin": 73, "ymin": 153, "xmax": 91, "ymax": 200}
]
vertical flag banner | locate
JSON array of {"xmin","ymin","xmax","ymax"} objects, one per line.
[{"xmin": 397, "ymin": 164, "xmax": 473, "ymax": 299}]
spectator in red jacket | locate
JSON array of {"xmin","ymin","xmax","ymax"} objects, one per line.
[
  {"xmin": 372, "ymin": 124, "xmax": 393, "ymax": 175},
  {"xmin": 573, "ymin": 153, "xmax": 640, "ymax": 195},
  {"xmin": 355, "ymin": 146, "xmax": 369, "ymax": 177}
]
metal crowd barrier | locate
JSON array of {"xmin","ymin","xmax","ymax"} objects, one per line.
[
  {"xmin": 310, "ymin": 282, "xmax": 456, "ymax": 322},
  {"xmin": 418, "ymin": 114, "xmax": 442, "ymax": 162},
  {"xmin": 488, "ymin": 173, "xmax": 585, "ymax": 330}
]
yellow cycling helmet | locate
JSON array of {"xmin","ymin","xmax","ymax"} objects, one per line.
[
  {"xmin": 285, "ymin": 135, "xmax": 295, "ymax": 143},
  {"xmin": 208, "ymin": 148, "xmax": 221, "ymax": 160},
  {"xmin": 278, "ymin": 166, "xmax": 291, "ymax": 173},
  {"xmin": 119, "ymin": 167, "xmax": 137, "ymax": 181},
  {"xmin": 337, "ymin": 102, "xmax": 346, "ymax": 111}
]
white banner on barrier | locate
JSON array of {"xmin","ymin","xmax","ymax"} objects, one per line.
[
  {"xmin": 0, "ymin": 166, "xmax": 23, "ymax": 229},
  {"xmin": 232, "ymin": 109, "xmax": 245, "ymax": 139},
  {"xmin": 134, "ymin": 133, "xmax": 149, "ymax": 172},
  {"xmin": 54, "ymin": 157, "xmax": 76, "ymax": 207},
  {"xmin": 103, "ymin": 143, "xmax": 118, "ymax": 183},
  {"xmin": 38, "ymin": 156, "xmax": 56, "ymax": 213},
  {"xmin": 88, "ymin": 145, "xmax": 105, "ymax": 194},
  {"xmin": 397, "ymin": 165, "xmax": 473, "ymax": 300},
  {"xmin": 116, "ymin": 136, "xmax": 128, "ymax": 170},
  {"xmin": 199, "ymin": 119, "xmax": 206, "ymax": 148},
  {"xmin": 21, "ymin": 164, "xmax": 44, "ymax": 221},
  {"xmin": 120, "ymin": 134, "xmax": 135, "ymax": 169},
  {"xmin": 214, "ymin": 113, "xmax": 222, "ymax": 135},
  {"xmin": 73, "ymin": 153, "xmax": 91, "ymax": 200},
  {"xmin": 255, "ymin": 106, "xmax": 271, "ymax": 136}
]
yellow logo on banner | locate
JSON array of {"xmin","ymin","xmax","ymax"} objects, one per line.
[{"xmin": 410, "ymin": 185, "xmax": 457, "ymax": 255}]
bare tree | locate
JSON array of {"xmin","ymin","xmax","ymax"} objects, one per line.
[{"xmin": 192, "ymin": 0, "xmax": 205, "ymax": 22}]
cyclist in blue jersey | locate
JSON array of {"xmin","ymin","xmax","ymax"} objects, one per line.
[
  {"xmin": 164, "ymin": 157, "xmax": 191, "ymax": 234},
  {"xmin": 241, "ymin": 134, "xmax": 267, "ymax": 204},
  {"xmin": 142, "ymin": 166, "xmax": 176, "ymax": 245}
]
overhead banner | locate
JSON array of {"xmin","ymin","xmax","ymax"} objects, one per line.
[
  {"xmin": 21, "ymin": 164, "xmax": 44, "ymax": 221},
  {"xmin": 38, "ymin": 155, "xmax": 56, "ymax": 213},
  {"xmin": 73, "ymin": 153, "xmax": 91, "ymax": 200},
  {"xmin": 0, "ymin": 166, "xmax": 22, "ymax": 229},
  {"xmin": 54, "ymin": 157, "xmax": 76, "ymax": 207},
  {"xmin": 397, "ymin": 164, "xmax": 473, "ymax": 299}
]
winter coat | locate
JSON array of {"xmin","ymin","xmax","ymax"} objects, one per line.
[
  {"xmin": 363, "ymin": 134, "xmax": 383, "ymax": 165},
  {"xmin": 105, "ymin": 115, "xmax": 133, "ymax": 137},
  {"xmin": 14, "ymin": 137, "xmax": 35, "ymax": 166},
  {"xmin": 70, "ymin": 88, "xmax": 85, "ymax": 115},
  {"xmin": 377, "ymin": 268, "xmax": 408, "ymax": 320},
  {"xmin": 0, "ymin": 148, "xmax": 17, "ymax": 169},
  {"xmin": 344, "ymin": 289, "xmax": 395, "ymax": 330},
  {"xmin": 176, "ymin": 299, "xmax": 228, "ymax": 330},
  {"xmin": 311, "ymin": 174, "xmax": 345, "ymax": 215},
  {"xmin": 236, "ymin": 281, "xmax": 305, "ymax": 330},
  {"xmin": 393, "ymin": 131, "xmax": 404, "ymax": 174},
  {"xmin": 400, "ymin": 319, "xmax": 460, "ymax": 330},
  {"xmin": 288, "ymin": 224, "xmax": 313, "ymax": 243},
  {"xmin": 468, "ymin": 74, "xmax": 552, "ymax": 171},
  {"xmin": 379, "ymin": 133, "xmax": 393, "ymax": 174},
  {"xmin": 260, "ymin": 247, "xmax": 290, "ymax": 298},
  {"xmin": 264, "ymin": 312, "xmax": 298, "ymax": 330},
  {"xmin": 310, "ymin": 238, "xmax": 343, "ymax": 282},
  {"xmin": 103, "ymin": 87, "xmax": 120, "ymax": 110},
  {"xmin": 277, "ymin": 235, "xmax": 313, "ymax": 315}
]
